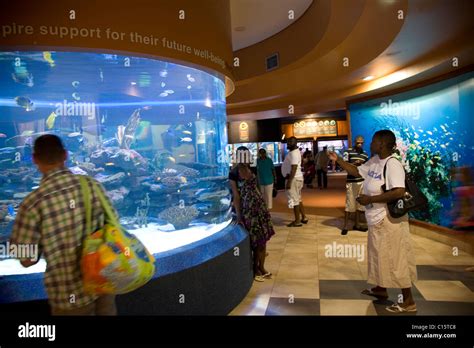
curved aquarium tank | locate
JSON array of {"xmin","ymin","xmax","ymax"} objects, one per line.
[{"xmin": 0, "ymin": 51, "xmax": 232, "ymax": 275}]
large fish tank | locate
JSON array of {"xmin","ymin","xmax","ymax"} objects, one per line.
[{"xmin": 0, "ymin": 51, "xmax": 234, "ymax": 279}]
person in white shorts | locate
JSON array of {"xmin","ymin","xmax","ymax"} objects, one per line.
[
  {"xmin": 282, "ymin": 136, "xmax": 308, "ymax": 227},
  {"xmin": 341, "ymin": 136, "xmax": 369, "ymax": 235},
  {"xmin": 329, "ymin": 130, "xmax": 418, "ymax": 313}
]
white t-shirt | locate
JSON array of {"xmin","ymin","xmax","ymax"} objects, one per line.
[
  {"xmin": 358, "ymin": 155, "xmax": 405, "ymax": 225},
  {"xmin": 282, "ymin": 149, "xmax": 303, "ymax": 180}
]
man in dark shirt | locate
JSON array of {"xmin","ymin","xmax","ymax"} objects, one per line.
[{"xmin": 341, "ymin": 136, "xmax": 369, "ymax": 235}]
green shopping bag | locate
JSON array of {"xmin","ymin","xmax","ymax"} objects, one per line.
[{"xmin": 79, "ymin": 176, "xmax": 156, "ymax": 294}]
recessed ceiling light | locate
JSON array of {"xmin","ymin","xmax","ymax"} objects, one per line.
[
  {"xmin": 130, "ymin": 81, "xmax": 137, "ymax": 85},
  {"xmin": 363, "ymin": 76, "xmax": 375, "ymax": 81},
  {"xmin": 234, "ymin": 26, "xmax": 246, "ymax": 32}
]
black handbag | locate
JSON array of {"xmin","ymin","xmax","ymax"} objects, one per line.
[{"xmin": 382, "ymin": 158, "xmax": 428, "ymax": 218}]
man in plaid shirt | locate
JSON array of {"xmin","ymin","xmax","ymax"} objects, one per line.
[{"xmin": 10, "ymin": 134, "xmax": 117, "ymax": 315}]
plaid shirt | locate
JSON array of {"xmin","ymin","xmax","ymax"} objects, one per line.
[{"xmin": 10, "ymin": 167, "xmax": 116, "ymax": 310}]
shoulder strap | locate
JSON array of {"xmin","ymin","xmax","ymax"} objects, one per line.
[
  {"xmin": 383, "ymin": 156, "xmax": 394, "ymax": 184},
  {"xmin": 79, "ymin": 176, "xmax": 92, "ymax": 234},
  {"xmin": 79, "ymin": 175, "xmax": 119, "ymax": 230}
]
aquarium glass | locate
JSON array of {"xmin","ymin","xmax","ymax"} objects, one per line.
[
  {"xmin": 0, "ymin": 51, "xmax": 231, "ymax": 272},
  {"xmin": 349, "ymin": 72, "xmax": 474, "ymax": 228}
]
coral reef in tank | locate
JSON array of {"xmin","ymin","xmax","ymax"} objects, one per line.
[
  {"xmin": 135, "ymin": 193, "xmax": 150, "ymax": 228},
  {"xmin": 159, "ymin": 205, "xmax": 199, "ymax": 230}
]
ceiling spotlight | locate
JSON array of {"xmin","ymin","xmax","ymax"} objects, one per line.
[
  {"xmin": 130, "ymin": 81, "xmax": 137, "ymax": 85},
  {"xmin": 363, "ymin": 76, "xmax": 375, "ymax": 81}
]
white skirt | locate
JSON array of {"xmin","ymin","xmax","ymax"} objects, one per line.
[{"xmin": 367, "ymin": 214, "xmax": 417, "ymax": 288}]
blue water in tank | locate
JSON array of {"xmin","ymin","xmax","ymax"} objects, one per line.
[{"xmin": 0, "ymin": 51, "xmax": 232, "ymax": 261}]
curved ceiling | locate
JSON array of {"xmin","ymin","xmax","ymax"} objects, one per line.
[
  {"xmin": 227, "ymin": 0, "xmax": 474, "ymax": 121},
  {"xmin": 230, "ymin": 0, "xmax": 313, "ymax": 51}
]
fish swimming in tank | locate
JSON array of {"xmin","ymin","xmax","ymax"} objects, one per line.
[
  {"xmin": 43, "ymin": 51, "xmax": 55, "ymax": 67},
  {"xmin": 11, "ymin": 58, "xmax": 34, "ymax": 87},
  {"xmin": 46, "ymin": 111, "xmax": 58, "ymax": 129},
  {"xmin": 11, "ymin": 72, "xmax": 34, "ymax": 87},
  {"xmin": 15, "ymin": 96, "xmax": 35, "ymax": 111},
  {"xmin": 161, "ymin": 126, "xmax": 180, "ymax": 151}
]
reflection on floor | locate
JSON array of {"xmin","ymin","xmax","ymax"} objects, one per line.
[{"xmin": 229, "ymin": 211, "xmax": 474, "ymax": 316}]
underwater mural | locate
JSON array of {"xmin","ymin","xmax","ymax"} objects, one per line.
[
  {"xmin": 0, "ymin": 51, "xmax": 232, "ymax": 261},
  {"xmin": 349, "ymin": 72, "xmax": 474, "ymax": 229}
]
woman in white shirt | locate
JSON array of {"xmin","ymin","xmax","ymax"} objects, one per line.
[{"xmin": 328, "ymin": 130, "xmax": 417, "ymax": 313}]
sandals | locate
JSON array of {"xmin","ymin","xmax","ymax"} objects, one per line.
[
  {"xmin": 361, "ymin": 288, "xmax": 389, "ymax": 299},
  {"xmin": 385, "ymin": 303, "xmax": 417, "ymax": 313},
  {"xmin": 287, "ymin": 221, "xmax": 303, "ymax": 227},
  {"xmin": 262, "ymin": 272, "xmax": 272, "ymax": 278},
  {"xmin": 301, "ymin": 218, "xmax": 309, "ymax": 224},
  {"xmin": 254, "ymin": 275, "xmax": 265, "ymax": 282}
]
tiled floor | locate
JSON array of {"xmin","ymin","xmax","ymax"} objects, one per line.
[{"xmin": 229, "ymin": 212, "xmax": 474, "ymax": 316}]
